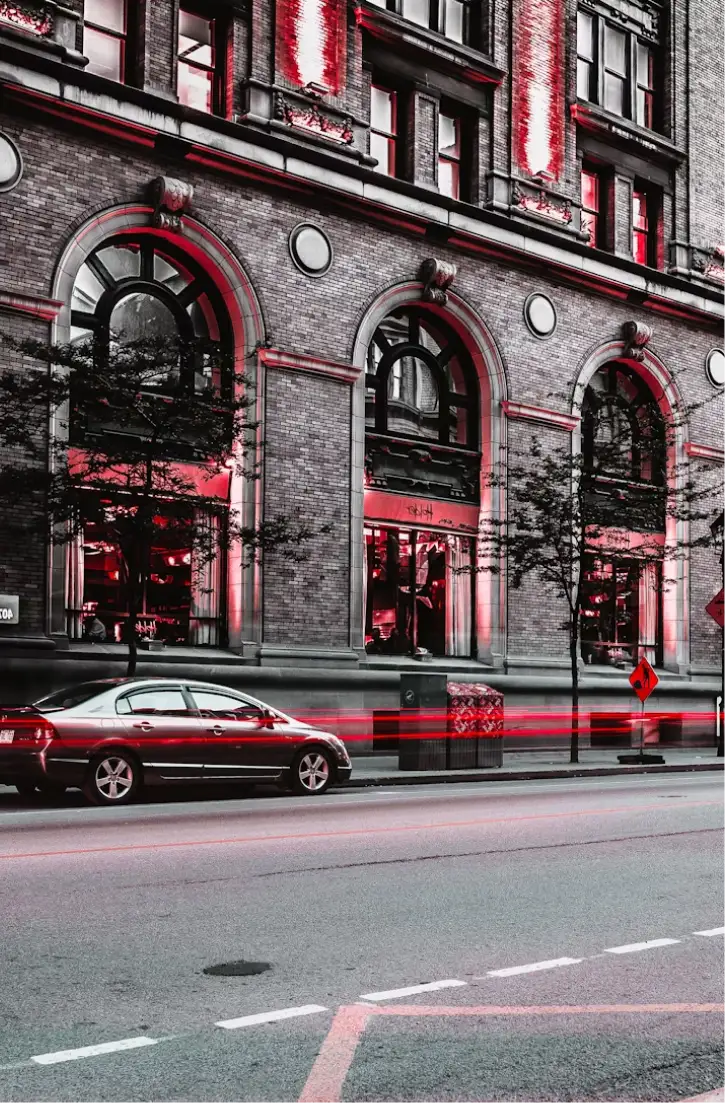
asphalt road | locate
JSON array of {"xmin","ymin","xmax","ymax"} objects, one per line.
[{"xmin": 0, "ymin": 773, "xmax": 722, "ymax": 1102}]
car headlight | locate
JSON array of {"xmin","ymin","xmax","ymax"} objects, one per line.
[{"xmin": 327, "ymin": 735, "xmax": 350, "ymax": 763}]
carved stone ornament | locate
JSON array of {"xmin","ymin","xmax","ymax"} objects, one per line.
[
  {"xmin": 148, "ymin": 176, "xmax": 194, "ymax": 233},
  {"xmin": 418, "ymin": 258, "xmax": 457, "ymax": 305},
  {"xmin": 621, "ymin": 320, "xmax": 653, "ymax": 362},
  {"xmin": 273, "ymin": 92, "xmax": 354, "ymax": 145},
  {"xmin": 0, "ymin": 1, "xmax": 53, "ymax": 35},
  {"xmin": 512, "ymin": 181, "xmax": 573, "ymax": 225}
]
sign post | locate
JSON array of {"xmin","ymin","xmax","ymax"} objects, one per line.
[
  {"xmin": 705, "ymin": 589, "xmax": 724, "ymax": 758},
  {"xmin": 619, "ymin": 656, "xmax": 664, "ymax": 765}
]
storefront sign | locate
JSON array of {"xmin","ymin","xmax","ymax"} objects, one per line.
[
  {"xmin": 364, "ymin": 489, "xmax": 479, "ymax": 534},
  {"xmin": 0, "ymin": 594, "xmax": 19, "ymax": 624}
]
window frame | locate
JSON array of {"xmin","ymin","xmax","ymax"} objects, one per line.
[
  {"xmin": 632, "ymin": 181, "xmax": 660, "ymax": 268},
  {"xmin": 177, "ymin": 4, "xmax": 226, "ymax": 116},
  {"xmin": 83, "ymin": 0, "xmax": 128, "ymax": 83},
  {"xmin": 581, "ymin": 164, "xmax": 604, "ymax": 249},
  {"xmin": 116, "ymin": 686, "xmax": 192, "ymax": 717},
  {"xmin": 370, "ymin": 82, "xmax": 399, "ymax": 177},
  {"xmin": 367, "ymin": 0, "xmax": 470, "ymax": 45},
  {"xmin": 576, "ymin": 4, "xmax": 659, "ymax": 132},
  {"xmin": 437, "ymin": 108, "xmax": 464, "ymax": 201}
]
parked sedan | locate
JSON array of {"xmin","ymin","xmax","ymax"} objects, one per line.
[{"xmin": 0, "ymin": 678, "xmax": 352, "ymax": 805}]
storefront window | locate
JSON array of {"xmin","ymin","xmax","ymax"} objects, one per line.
[
  {"xmin": 580, "ymin": 556, "xmax": 662, "ymax": 666},
  {"xmin": 364, "ymin": 525, "xmax": 473, "ymax": 657}
]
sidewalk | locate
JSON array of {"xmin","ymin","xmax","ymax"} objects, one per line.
[{"xmin": 343, "ymin": 747, "xmax": 724, "ymax": 788}]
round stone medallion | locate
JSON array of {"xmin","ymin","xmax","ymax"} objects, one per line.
[
  {"xmin": 0, "ymin": 133, "xmax": 23, "ymax": 193},
  {"xmin": 705, "ymin": 348, "xmax": 725, "ymax": 388},
  {"xmin": 524, "ymin": 293, "xmax": 557, "ymax": 339},
  {"xmin": 289, "ymin": 222, "xmax": 333, "ymax": 278}
]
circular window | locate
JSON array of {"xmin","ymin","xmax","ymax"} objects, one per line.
[
  {"xmin": 0, "ymin": 133, "xmax": 23, "ymax": 193},
  {"xmin": 705, "ymin": 348, "xmax": 725, "ymax": 388},
  {"xmin": 524, "ymin": 293, "xmax": 558, "ymax": 339},
  {"xmin": 289, "ymin": 222, "xmax": 333, "ymax": 277}
]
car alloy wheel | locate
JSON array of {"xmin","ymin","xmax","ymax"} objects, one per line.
[
  {"xmin": 293, "ymin": 750, "xmax": 332, "ymax": 795},
  {"xmin": 84, "ymin": 753, "xmax": 137, "ymax": 806}
]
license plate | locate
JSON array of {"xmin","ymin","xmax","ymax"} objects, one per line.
[{"xmin": 0, "ymin": 730, "xmax": 14, "ymax": 744}]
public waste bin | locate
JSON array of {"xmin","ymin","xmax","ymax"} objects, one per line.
[
  {"xmin": 447, "ymin": 681, "xmax": 504, "ymax": 769},
  {"xmin": 398, "ymin": 673, "xmax": 448, "ymax": 770}
]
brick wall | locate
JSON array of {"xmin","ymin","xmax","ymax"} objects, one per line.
[{"xmin": 687, "ymin": 0, "xmax": 725, "ymax": 250}]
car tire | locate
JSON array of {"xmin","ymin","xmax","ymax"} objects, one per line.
[
  {"xmin": 83, "ymin": 751, "xmax": 139, "ymax": 806},
  {"xmin": 14, "ymin": 781, "xmax": 39, "ymax": 798},
  {"xmin": 291, "ymin": 748, "xmax": 334, "ymax": 796}
]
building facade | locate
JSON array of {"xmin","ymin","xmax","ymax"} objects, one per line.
[{"xmin": 0, "ymin": 0, "xmax": 722, "ymax": 740}]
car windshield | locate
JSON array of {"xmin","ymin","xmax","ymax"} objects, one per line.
[{"xmin": 33, "ymin": 681, "xmax": 117, "ymax": 712}]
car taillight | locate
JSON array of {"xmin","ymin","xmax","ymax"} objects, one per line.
[{"xmin": 13, "ymin": 719, "xmax": 56, "ymax": 743}]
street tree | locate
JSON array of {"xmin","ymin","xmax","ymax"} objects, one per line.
[
  {"xmin": 478, "ymin": 363, "xmax": 722, "ymax": 763},
  {"xmin": 0, "ymin": 332, "xmax": 328, "ymax": 675}
]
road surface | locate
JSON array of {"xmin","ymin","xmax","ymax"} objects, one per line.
[{"xmin": 0, "ymin": 772, "xmax": 722, "ymax": 1101}]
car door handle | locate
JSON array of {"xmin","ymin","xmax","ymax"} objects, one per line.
[
  {"xmin": 133, "ymin": 721, "xmax": 154, "ymax": 731},
  {"xmin": 207, "ymin": 726, "xmax": 225, "ymax": 736}
]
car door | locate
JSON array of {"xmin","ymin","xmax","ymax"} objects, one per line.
[
  {"xmin": 189, "ymin": 688, "xmax": 289, "ymax": 782},
  {"xmin": 116, "ymin": 686, "xmax": 204, "ymax": 782}
]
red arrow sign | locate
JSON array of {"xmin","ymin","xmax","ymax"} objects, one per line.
[
  {"xmin": 706, "ymin": 589, "xmax": 724, "ymax": 629},
  {"xmin": 629, "ymin": 657, "xmax": 659, "ymax": 703}
]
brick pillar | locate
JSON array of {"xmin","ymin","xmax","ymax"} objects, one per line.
[
  {"xmin": 469, "ymin": 111, "xmax": 491, "ymax": 207},
  {"xmin": 660, "ymin": 188, "xmax": 674, "ymax": 271},
  {"xmin": 407, "ymin": 87, "xmax": 439, "ymax": 188},
  {"xmin": 225, "ymin": 13, "xmax": 250, "ymax": 119},
  {"xmin": 137, "ymin": 0, "xmax": 178, "ymax": 100},
  {"xmin": 614, "ymin": 174, "xmax": 634, "ymax": 259}
]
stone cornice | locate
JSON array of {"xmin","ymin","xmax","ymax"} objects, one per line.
[
  {"xmin": 259, "ymin": 347, "xmax": 360, "ymax": 384},
  {"xmin": 685, "ymin": 442, "xmax": 725, "ymax": 464},
  {"xmin": 501, "ymin": 401, "xmax": 581, "ymax": 432},
  {"xmin": 0, "ymin": 287, "xmax": 63, "ymax": 320}
]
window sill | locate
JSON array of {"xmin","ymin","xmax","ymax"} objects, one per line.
[
  {"xmin": 355, "ymin": 2, "xmax": 506, "ymax": 88},
  {"xmin": 571, "ymin": 102, "xmax": 686, "ymax": 166}
]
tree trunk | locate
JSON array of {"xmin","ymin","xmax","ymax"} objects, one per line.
[
  {"xmin": 569, "ymin": 620, "xmax": 580, "ymax": 765},
  {"xmin": 122, "ymin": 546, "xmax": 141, "ymax": 677}
]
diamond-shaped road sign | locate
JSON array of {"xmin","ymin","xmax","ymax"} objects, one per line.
[
  {"xmin": 706, "ymin": 588, "xmax": 724, "ymax": 629},
  {"xmin": 629, "ymin": 656, "xmax": 659, "ymax": 703}
]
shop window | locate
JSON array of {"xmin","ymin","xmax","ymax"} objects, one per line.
[
  {"xmin": 370, "ymin": 84, "xmax": 398, "ymax": 176},
  {"xmin": 84, "ymin": 0, "xmax": 127, "ymax": 82},
  {"xmin": 438, "ymin": 111, "xmax": 462, "ymax": 200},
  {"xmin": 576, "ymin": 4, "xmax": 660, "ymax": 131},
  {"xmin": 367, "ymin": 0, "xmax": 468, "ymax": 44},
  {"xmin": 580, "ymin": 557, "xmax": 662, "ymax": 667},
  {"xmin": 365, "ymin": 308, "xmax": 477, "ymax": 447},
  {"xmin": 364, "ymin": 526, "xmax": 473, "ymax": 657},
  {"xmin": 178, "ymin": 7, "xmax": 220, "ymax": 114},
  {"xmin": 581, "ymin": 166, "xmax": 602, "ymax": 247}
]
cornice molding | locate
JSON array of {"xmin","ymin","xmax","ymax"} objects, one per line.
[
  {"xmin": 685, "ymin": 441, "xmax": 725, "ymax": 464},
  {"xmin": 501, "ymin": 400, "xmax": 581, "ymax": 431},
  {"xmin": 0, "ymin": 287, "xmax": 64, "ymax": 320},
  {"xmin": 259, "ymin": 347, "xmax": 361, "ymax": 384}
]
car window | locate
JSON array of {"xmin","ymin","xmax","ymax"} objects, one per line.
[
  {"xmin": 116, "ymin": 688, "xmax": 189, "ymax": 717},
  {"xmin": 190, "ymin": 689, "xmax": 265, "ymax": 722},
  {"xmin": 34, "ymin": 681, "xmax": 118, "ymax": 712}
]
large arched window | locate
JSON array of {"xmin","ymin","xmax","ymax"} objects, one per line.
[
  {"xmin": 582, "ymin": 362, "xmax": 665, "ymax": 486},
  {"xmin": 365, "ymin": 308, "xmax": 478, "ymax": 447}
]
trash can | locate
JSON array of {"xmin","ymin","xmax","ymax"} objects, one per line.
[
  {"xmin": 447, "ymin": 682, "xmax": 504, "ymax": 769},
  {"xmin": 398, "ymin": 673, "xmax": 448, "ymax": 770}
]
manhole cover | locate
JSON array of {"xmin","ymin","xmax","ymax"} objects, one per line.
[{"xmin": 203, "ymin": 960, "xmax": 271, "ymax": 977}]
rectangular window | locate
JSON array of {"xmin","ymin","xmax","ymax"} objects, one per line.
[
  {"xmin": 580, "ymin": 557, "xmax": 662, "ymax": 667},
  {"xmin": 632, "ymin": 185, "xmax": 651, "ymax": 265},
  {"xmin": 438, "ymin": 112, "xmax": 461, "ymax": 200},
  {"xmin": 576, "ymin": 5, "xmax": 658, "ymax": 131},
  {"xmin": 178, "ymin": 7, "xmax": 217, "ymax": 114},
  {"xmin": 369, "ymin": 0, "xmax": 468, "ymax": 45},
  {"xmin": 83, "ymin": 0, "xmax": 126, "ymax": 82},
  {"xmin": 581, "ymin": 167, "xmax": 601, "ymax": 247},
  {"xmin": 370, "ymin": 84, "xmax": 398, "ymax": 176}
]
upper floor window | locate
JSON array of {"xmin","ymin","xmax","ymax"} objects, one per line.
[
  {"xmin": 367, "ymin": 0, "xmax": 468, "ymax": 45},
  {"xmin": 84, "ymin": 0, "xmax": 127, "ymax": 82},
  {"xmin": 370, "ymin": 84, "xmax": 398, "ymax": 176},
  {"xmin": 178, "ymin": 7, "xmax": 219, "ymax": 114},
  {"xmin": 632, "ymin": 182, "xmax": 660, "ymax": 267},
  {"xmin": 577, "ymin": 6, "xmax": 658, "ymax": 130},
  {"xmin": 581, "ymin": 167, "xmax": 601, "ymax": 247},
  {"xmin": 438, "ymin": 112, "xmax": 462, "ymax": 199},
  {"xmin": 365, "ymin": 308, "xmax": 478, "ymax": 448}
]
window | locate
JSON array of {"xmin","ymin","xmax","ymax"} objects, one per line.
[
  {"xmin": 576, "ymin": 5, "xmax": 659, "ymax": 131},
  {"xmin": 190, "ymin": 689, "xmax": 265, "ymax": 722},
  {"xmin": 365, "ymin": 308, "xmax": 477, "ymax": 447},
  {"xmin": 117, "ymin": 688, "xmax": 189, "ymax": 715},
  {"xmin": 438, "ymin": 113, "xmax": 462, "ymax": 200},
  {"xmin": 580, "ymin": 167, "xmax": 601, "ymax": 247},
  {"xmin": 367, "ymin": 0, "xmax": 468, "ymax": 44},
  {"xmin": 632, "ymin": 184, "xmax": 659, "ymax": 266},
  {"xmin": 84, "ymin": 0, "xmax": 126, "ymax": 82},
  {"xmin": 370, "ymin": 85, "xmax": 398, "ymax": 176},
  {"xmin": 580, "ymin": 557, "xmax": 662, "ymax": 667},
  {"xmin": 582, "ymin": 363, "xmax": 665, "ymax": 488},
  {"xmin": 178, "ymin": 7, "xmax": 217, "ymax": 114}
]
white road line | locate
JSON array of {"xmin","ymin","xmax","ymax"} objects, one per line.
[
  {"xmin": 604, "ymin": 938, "xmax": 680, "ymax": 955},
  {"xmin": 215, "ymin": 1004, "xmax": 328, "ymax": 1030},
  {"xmin": 359, "ymin": 979, "xmax": 467, "ymax": 1002},
  {"xmin": 484, "ymin": 957, "xmax": 583, "ymax": 977},
  {"xmin": 31, "ymin": 1036, "xmax": 159, "ymax": 1066},
  {"xmin": 693, "ymin": 927, "xmax": 725, "ymax": 937}
]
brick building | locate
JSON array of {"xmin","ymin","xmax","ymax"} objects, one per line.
[{"xmin": 0, "ymin": 0, "xmax": 722, "ymax": 743}]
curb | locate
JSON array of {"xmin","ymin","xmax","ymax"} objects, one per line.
[{"xmin": 342, "ymin": 761, "xmax": 724, "ymax": 788}]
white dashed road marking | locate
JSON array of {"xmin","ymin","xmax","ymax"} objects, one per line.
[
  {"xmin": 604, "ymin": 938, "xmax": 681, "ymax": 955},
  {"xmin": 693, "ymin": 927, "xmax": 725, "ymax": 937},
  {"xmin": 215, "ymin": 1004, "xmax": 328, "ymax": 1030},
  {"xmin": 484, "ymin": 957, "xmax": 583, "ymax": 977},
  {"xmin": 31, "ymin": 1036, "xmax": 159, "ymax": 1066},
  {"xmin": 359, "ymin": 979, "xmax": 467, "ymax": 1002}
]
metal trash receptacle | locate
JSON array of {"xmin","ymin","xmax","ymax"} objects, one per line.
[
  {"xmin": 447, "ymin": 682, "xmax": 504, "ymax": 769},
  {"xmin": 398, "ymin": 673, "xmax": 448, "ymax": 770}
]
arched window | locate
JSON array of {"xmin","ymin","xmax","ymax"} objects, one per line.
[
  {"xmin": 365, "ymin": 308, "xmax": 477, "ymax": 447},
  {"xmin": 582, "ymin": 362, "xmax": 665, "ymax": 485},
  {"xmin": 70, "ymin": 234, "xmax": 231, "ymax": 396}
]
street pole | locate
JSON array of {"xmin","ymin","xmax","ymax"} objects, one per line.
[{"xmin": 640, "ymin": 696, "xmax": 646, "ymax": 759}]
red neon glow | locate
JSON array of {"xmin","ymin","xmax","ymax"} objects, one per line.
[
  {"xmin": 512, "ymin": 0, "xmax": 565, "ymax": 180},
  {"xmin": 276, "ymin": 0, "xmax": 347, "ymax": 95}
]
